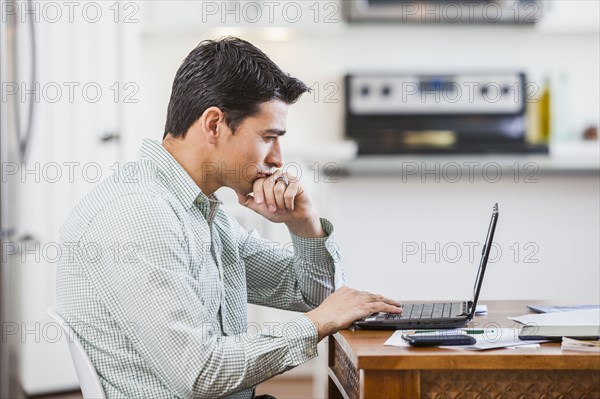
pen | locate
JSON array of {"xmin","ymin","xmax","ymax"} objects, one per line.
[
  {"xmin": 404, "ymin": 329, "xmax": 463, "ymax": 335},
  {"xmin": 403, "ymin": 330, "xmax": 455, "ymax": 335},
  {"xmin": 462, "ymin": 329, "xmax": 486, "ymax": 334}
]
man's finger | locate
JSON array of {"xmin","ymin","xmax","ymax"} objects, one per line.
[
  {"xmin": 262, "ymin": 171, "xmax": 283, "ymax": 213},
  {"xmin": 273, "ymin": 180, "xmax": 287, "ymax": 211},
  {"xmin": 382, "ymin": 303, "xmax": 403, "ymax": 313},
  {"xmin": 283, "ymin": 182, "xmax": 298, "ymax": 211},
  {"xmin": 253, "ymin": 179, "xmax": 265, "ymax": 204},
  {"xmin": 367, "ymin": 301, "xmax": 403, "ymax": 314},
  {"xmin": 367, "ymin": 293, "xmax": 402, "ymax": 308},
  {"xmin": 236, "ymin": 192, "xmax": 261, "ymax": 213}
]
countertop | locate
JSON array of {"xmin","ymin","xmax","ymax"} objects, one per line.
[{"xmin": 300, "ymin": 141, "xmax": 599, "ymax": 175}]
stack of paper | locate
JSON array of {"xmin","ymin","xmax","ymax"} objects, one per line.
[
  {"xmin": 511, "ymin": 308, "xmax": 600, "ymax": 340},
  {"xmin": 561, "ymin": 337, "xmax": 600, "ymax": 353},
  {"xmin": 528, "ymin": 305, "xmax": 600, "ymax": 314},
  {"xmin": 509, "ymin": 309, "xmax": 600, "ymax": 326}
]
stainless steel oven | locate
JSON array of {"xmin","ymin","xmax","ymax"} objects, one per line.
[
  {"xmin": 344, "ymin": 72, "xmax": 549, "ymax": 154},
  {"xmin": 344, "ymin": 0, "xmax": 541, "ymax": 24}
]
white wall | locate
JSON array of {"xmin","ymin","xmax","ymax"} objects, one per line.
[{"xmin": 330, "ymin": 174, "xmax": 599, "ymax": 303}]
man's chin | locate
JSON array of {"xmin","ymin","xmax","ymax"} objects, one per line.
[
  {"xmin": 236, "ymin": 176, "xmax": 267, "ymax": 196},
  {"xmin": 239, "ymin": 182, "xmax": 255, "ymax": 196}
]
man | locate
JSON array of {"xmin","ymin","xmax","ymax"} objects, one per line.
[{"xmin": 57, "ymin": 37, "xmax": 402, "ymax": 398}]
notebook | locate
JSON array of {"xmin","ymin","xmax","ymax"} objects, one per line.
[{"xmin": 354, "ymin": 203, "xmax": 499, "ymax": 330}]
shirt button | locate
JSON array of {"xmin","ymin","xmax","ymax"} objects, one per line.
[{"xmin": 307, "ymin": 348, "xmax": 315, "ymax": 356}]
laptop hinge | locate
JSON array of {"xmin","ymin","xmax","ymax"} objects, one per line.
[
  {"xmin": 455, "ymin": 301, "xmax": 473, "ymax": 318},
  {"xmin": 467, "ymin": 300, "xmax": 474, "ymax": 319}
]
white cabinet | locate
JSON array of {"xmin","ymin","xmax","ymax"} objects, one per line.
[
  {"xmin": 537, "ymin": 0, "xmax": 600, "ymax": 33},
  {"xmin": 140, "ymin": 0, "xmax": 346, "ymax": 36},
  {"xmin": 140, "ymin": 1, "xmax": 600, "ymax": 34}
]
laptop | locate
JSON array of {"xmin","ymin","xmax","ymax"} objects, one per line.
[{"xmin": 354, "ymin": 203, "xmax": 499, "ymax": 330}]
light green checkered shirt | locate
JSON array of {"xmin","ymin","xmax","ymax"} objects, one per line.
[{"xmin": 56, "ymin": 139, "xmax": 341, "ymax": 398}]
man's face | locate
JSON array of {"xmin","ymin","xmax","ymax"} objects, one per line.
[{"xmin": 218, "ymin": 99, "xmax": 288, "ymax": 195}]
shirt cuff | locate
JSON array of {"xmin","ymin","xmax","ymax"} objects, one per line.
[
  {"xmin": 290, "ymin": 218, "xmax": 341, "ymax": 265},
  {"xmin": 276, "ymin": 315, "xmax": 319, "ymax": 368}
]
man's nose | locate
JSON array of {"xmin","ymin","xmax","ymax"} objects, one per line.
[{"xmin": 266, "ymin": 140, "xmax": 283, "ymax": 169}]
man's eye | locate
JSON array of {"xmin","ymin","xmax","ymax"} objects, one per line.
[{"xmin": 265, "ymin": 136, "xmax": 277, "ymax": 142}]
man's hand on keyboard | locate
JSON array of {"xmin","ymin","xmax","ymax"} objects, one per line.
[{"xmin": 305, "ymin": 286, "xmax": 403, "ymax": 341}]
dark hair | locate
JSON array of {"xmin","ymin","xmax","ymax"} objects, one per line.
[{"xmin": 163, "ymin": 37, "xmax": 309, "ymax": 139}]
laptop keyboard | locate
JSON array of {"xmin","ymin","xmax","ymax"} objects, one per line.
[{"xmin": 385, "ymin": 302, "xmax": 466, "ymax": 320}]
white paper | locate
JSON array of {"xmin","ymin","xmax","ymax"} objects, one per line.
[
  {"xmin": 383, "ymin": 331, "xmax": 410, "ymax": 347},
  {"xmin": 443, "ymin": 329, "xmax": 546, "ymax": 350},
  {"xmin": 509, "ymin": 309, "xmax": 600, "ymax": 326},
  {"xmin": 475, "ymin": 304, "xmax": 488, "ymax": 315},
  {"xmin": 507, "ymin": 344, "xmax": 541, "ymax": 349},
  {"xmin": 383, "ymin": 328, "xmax": 543, "ymax": 350}
]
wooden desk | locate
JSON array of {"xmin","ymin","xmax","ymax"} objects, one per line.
[{"xmin": 328, "ymin": 301, "xmax": 600, "ymax": 399}]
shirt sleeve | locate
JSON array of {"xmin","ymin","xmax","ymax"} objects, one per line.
[
  {"xmin": 79, "ymin": 194, "xmax": 319, "ymax": 398},
  {"xmin": 235, "ymin": 217, "xmax": 343, "ymax": 312}
]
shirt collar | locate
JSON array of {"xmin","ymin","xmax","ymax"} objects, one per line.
[{"xmin": 139, "ymin": 138, "xmax": 222, "ymax": 209}]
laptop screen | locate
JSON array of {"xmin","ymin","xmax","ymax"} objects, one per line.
[{"xmin": 468, "ymin": 203, "xmax": 499, "ymax": 319}]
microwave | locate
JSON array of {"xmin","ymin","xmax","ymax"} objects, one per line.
[{"xmin": 344, "ymin": 0, "xmax": 541, "ymax": 24}]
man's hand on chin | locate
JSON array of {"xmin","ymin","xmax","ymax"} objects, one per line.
[{"xmin": 235, "ymin": 170, "xmax": 326, "ymax": 238}]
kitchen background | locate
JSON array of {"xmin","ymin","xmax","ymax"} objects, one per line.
[{"xmin": 1, "ymin": 1, "xmax": 599, "ymax": 398}]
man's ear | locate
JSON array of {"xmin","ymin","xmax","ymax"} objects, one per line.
[{"xmin": 200, "ymin": 106, "xmax": 225, "ymax": 145}]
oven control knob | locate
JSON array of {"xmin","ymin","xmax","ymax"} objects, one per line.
[{"xmin": 481, "ymin": 84, "xmax": 489, "ymax": 97}]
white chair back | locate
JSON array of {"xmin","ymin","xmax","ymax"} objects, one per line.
[{"xmin": 47, "ymin": 308, "xmax": 106, "ymax": 399}]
